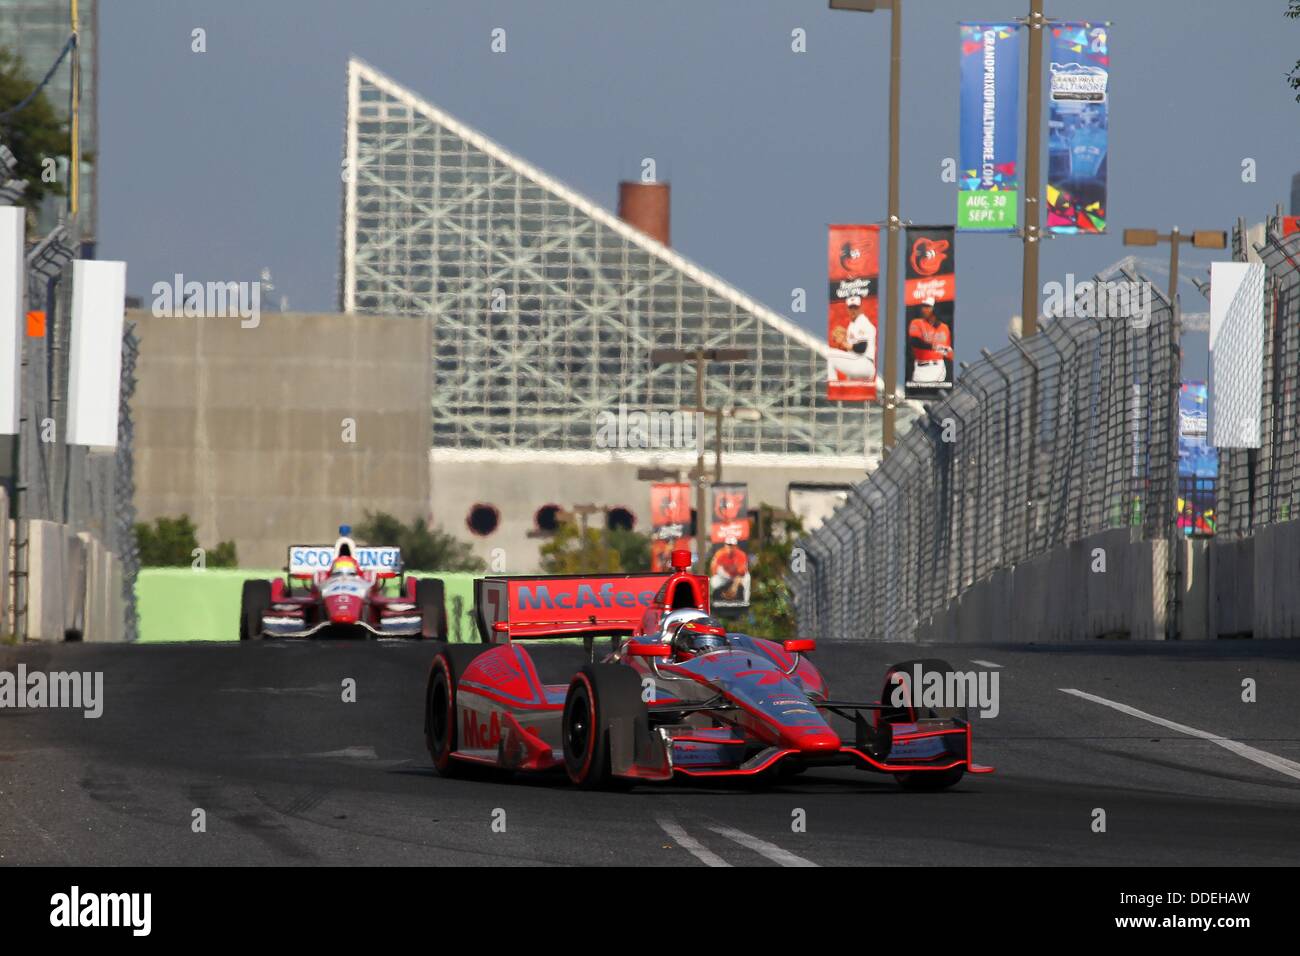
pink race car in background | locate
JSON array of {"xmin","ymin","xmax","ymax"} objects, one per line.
[{"xmin": 239, "ymin": 526, "xmax": 447, "ymax": 640}]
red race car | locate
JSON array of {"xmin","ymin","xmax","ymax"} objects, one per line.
[
  {"xmin": 424, "ymin": 550, "xmax": 991, "ymax": 789},
  {"xmin": 239, "ymin": 526, "xmax": 446, "ymax": 640}
]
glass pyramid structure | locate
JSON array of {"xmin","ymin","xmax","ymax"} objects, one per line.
[{"xmin": 340, "ymin": 58, "xmax": 881, "ymax": 460}]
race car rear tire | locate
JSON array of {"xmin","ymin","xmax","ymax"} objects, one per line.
[
  {"xmin": 425, "ymin": 642, "xmax": 491, "ymax": 776},
  {"xmin": 878, "ymin": 658, "xmax": 970, "ymax": 723},
  {"xmin": 239, "ymin": 580, "xmax": 271, "ymax": 641},
  {"xmin": 415, "ymin": 579, "xmax": 448, "ymax": 640},
  {"xmin": 562, "ymin": 664, "xmax": 646, "ymax": 790}
]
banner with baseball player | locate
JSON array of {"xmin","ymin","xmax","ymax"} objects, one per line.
[
  {"xmin": 649, "ymin": 482, "xmax": 692, "ymax": 572},
  {"xmin": 708, "ymin": 483, "xmax": 751, "ymax": 610},
  {"xmin": 1046, "ymin": 23, "xmax": 1109, "ymax": 234},
  {"xmin": 904, "ymin": 226, "xmax": 956, "ymax": 397},
  {"xmin": 958, "ymin": 23, "xmax": 1020, "ymax": 232},
  {"xmin": 827, "ymin": 224, "xmax": 880, "ymax": 402}
]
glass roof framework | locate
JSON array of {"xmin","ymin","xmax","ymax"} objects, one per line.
[{"xmin": 341, "ymin": 59, "xmax": 881, "ymax": 460}]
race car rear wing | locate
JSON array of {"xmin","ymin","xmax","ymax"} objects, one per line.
[
  {"xmin": 474, "ymin": 566, "xmax": 708, "ymax": 643},
  {"xmin": 287, "ymin": 545, "xmax": 403, "ymax": 579}
]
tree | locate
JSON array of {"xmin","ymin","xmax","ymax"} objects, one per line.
[
  {"xmin": 539, "ymin": 521, "xmax": 623, "ymax": 574},
  {"xmin": 740, "ymin": 505, "xmax": 805, "ymax": 640},
  {"xmin": 353, "ymin": 512, "xmax": 485, "ymax": 572},
  {"xmin": 1289, "ymin": 2, "xmax": 1300, "ymax": 102},
  {"xmin": 0, "ymin": 48, "xmax": 69, "ymax": 215},
  {"xmin": 609, "ymin": 527, "xmax": 651, "ymax": 572},
  {"xmin": 134, "ymin": 515, "xmax": 238, "ymax": 567}
]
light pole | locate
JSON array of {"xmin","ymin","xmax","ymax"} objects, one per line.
[
  {"xmin": 689, "ymin": 406, "xmax": 762, "ymax": 483},
  {"xmin": 1122, "ymin": 226, "xmax": 1227, "ymax": 640},
  {"xmin": 1021, "ymin": 0, "xmax": 1046, "ymax": 338},
  {"xmin": 650, "ymin": 347, "xmax": 752, "ymax": 571},
  {"xmin": 830, "ymin": 0, "xmax": 901, "ymax": 449}
]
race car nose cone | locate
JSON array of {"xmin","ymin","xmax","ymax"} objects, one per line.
[
  {"xmin": 788, "ymin": 727, "xmax": 842, "ymax": 752},
  {"xmin": 326, "ymin": 596, "xmax": 359, "ymax": 624}
]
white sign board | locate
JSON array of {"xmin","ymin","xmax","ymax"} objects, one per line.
[
  {"xmin": 0, "ymin": 207, "xmax": 24, "ymax": 435},
  {"xmin": 1208, "ymin": 261, "xmax": 1266, "ymax": 449},
  {"xmin": 67, "ymin": 259, "xmax": 127, "ymax": 449},
  {"xmin": 287, "ymin": 545, "xmax": 403, "ymax": 576}
]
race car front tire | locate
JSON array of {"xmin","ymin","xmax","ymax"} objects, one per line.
[
  {"xmin": 879, "ymin": 658, "xmax": 968, "ymax": 792},
  {"xmin": 562, "ymin": 663, "xmax": 647, "ymax": 790},
  {"xmin": 239, "ymin": 580, "xmax": 271, "ymax": 641},
  {"xmin": 425, "ymin": 642, "xmax": 491, "ymax": 776}
]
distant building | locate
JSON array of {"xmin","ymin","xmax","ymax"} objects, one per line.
[
  {"xmin": 339, "ymin": 58, "xmax": 897, "ymax": 569},
  {"xmin": 1292, "ymin": 171, "xmax": 1300, "ymax": 216},
  {"xmin": 0, "ymin": 0, "xmax": 98, "ymax": 245}
]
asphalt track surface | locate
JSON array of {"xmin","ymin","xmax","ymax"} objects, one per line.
[{"xmin": 3, "ymin": 639, "xmax": 1300, "ymax": 866}]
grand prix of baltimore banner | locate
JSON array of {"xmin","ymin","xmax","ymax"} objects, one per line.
[
  {"xmin": 827, "ymin": 224, "xmax": 879, "ymax": 402},
  {"xmin": 1178, "ymin": 382, "xmax": 1217, "ymax": 537},
  {"xmin": 958, "ymin": 23, "xmax": 1020, "ymax": 231},
  {"xmin": 1047, "ymin": 23, "xmax": 1109, "ymax": 234},
  {"xmin": 708, "ymin": 483, "xmax": 750, "ymax": 610},
  {"xmin": 904, "ymin": 226, "xmax": 956, "ymax": 397},
  {"xmin": 649, "ymin": 482, "xmax": 692, "ymax": 571}
]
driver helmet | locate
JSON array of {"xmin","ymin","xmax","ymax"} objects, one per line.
[
  {"xmin": 664, "ymin": 611, "xmax": 729, "ymax": 659},
  {"xmin": 329, "ymin": 556, "xmax": 359, "ymax": 578}
]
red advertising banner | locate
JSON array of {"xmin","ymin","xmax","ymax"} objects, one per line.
[
  {"xmin": 708, "ymin": 483, "xmax": 751, "ymax": 610},
  {"xmin": 650, "ymin": 482, "xmax": 692, "ymax": 571},
  {"xmin": 827, "ymin": 224, "xmax": 879, "ymax": 401},
  {"xmin": 904, "ymin": 226, "xmax": 956, "ymax": 397},
  {"xmin": 1283, "ymin": 216, "xmax": 1300, "ymax": 238}
]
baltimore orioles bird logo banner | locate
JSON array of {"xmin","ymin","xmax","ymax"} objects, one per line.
[
  {"xmin": 709, "ymin": 483, "xmax": 751, "ymax": 610},
  {"xmin": 827, "ymin": 224, "xmax": 879, "ymax": 402},
  {"xmin": 904, "ymin": 226, "xmax": 956, "ymax": 397},
  {"xmin": 649, "ymin": 482, "xmax": 692, "ymax": 572}
]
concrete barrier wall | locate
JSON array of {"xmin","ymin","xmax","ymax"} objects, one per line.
[
  {"xmin": 916, "ymin": 529, "xmax": 1169, "ymax": 643},
  {"xmin": 23, "ymin": 519, "xmax": 124, "ymax": 642},
  {"xmin": 1, "ymin": 486, "xmax": 10, "ymax": 638}
]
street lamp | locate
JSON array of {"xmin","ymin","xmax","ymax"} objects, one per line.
[
  {"xmin": 650, "ymin": 347, "xmax": 753, "ymax": 570},
  {"xmin": 1122, "ymin": 225, "xmax": 1226, "ymax": 641},
  {"xmin": 830, "ymin": 0, "xmax": 901, "ymax": 449}
]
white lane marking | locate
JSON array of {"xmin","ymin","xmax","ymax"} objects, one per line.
[
  {"xmin": 970, "ymin": 659, "xmax": 1003, "ymax": 668},
  {"xmin": 708, "ymin": 825, "xmax": 820, "ymax": 867},
  {"xmin": 656, "ymin": 817, "xmax": 731, "ymax": 868},
  {"xmin": 1060, "ymin": 688, "xmax": 1300, "ymax": 783}
]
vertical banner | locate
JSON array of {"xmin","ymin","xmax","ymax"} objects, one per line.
[
  {"xmin": 1178, "ymin": 382, "xmax": 1217, "ymax": 536},
  {"xmin": 827, "ymin": 224, "xmax": 879, "ymax": 401},
  {"xmin": 708, "ymin": 483, "xmax": 750, "ymax": 609},
  {"xmin": 67, "ymin": 260, "xmax": 127, "ymax": 449},
  {"xmin": 1209, "ymin": 262, "xmax": 1266, "ymax": 449},
  {"xmin": 904, "ymin": 226, "xmax": 956, "ymax": 397},
  {"xmin": 958, "ymin": 23, "xmax": 1020, "ymax": 231},
  {"xmin": 0, "ymin": 206, "xmax": 24, "ymax": 435},
  {"xmin": 1047, "ymin": 23, "xmax": 1110, "ymax": 234},
  {"xmin": 649, "ymin": 482, "xmax": 692, "ymax": 572}
]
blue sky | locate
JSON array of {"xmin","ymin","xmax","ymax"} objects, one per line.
[{"xmin": 98, "ymin": 0, "xmax": 1300, "ymax": 379}]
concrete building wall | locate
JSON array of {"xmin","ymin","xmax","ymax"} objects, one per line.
[
  {"xmin": 130, "ymin": 311, "xmax": 431, "ymax": 568},
  {"xmin": 431, "ymin": 449, "xmax": 867, "ymax": 573}
]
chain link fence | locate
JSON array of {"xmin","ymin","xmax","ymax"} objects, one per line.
[
  {"xmin": 3, "ymin": 140, "xmax": 138, "ymax": 641},
  {"xmin": 793, "ymin": 267, "xmax": 1177, "ymax": 642},
  {"xmin": 1216, "ymin": 220, "xmax": 1300, "ymax": 538}
]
